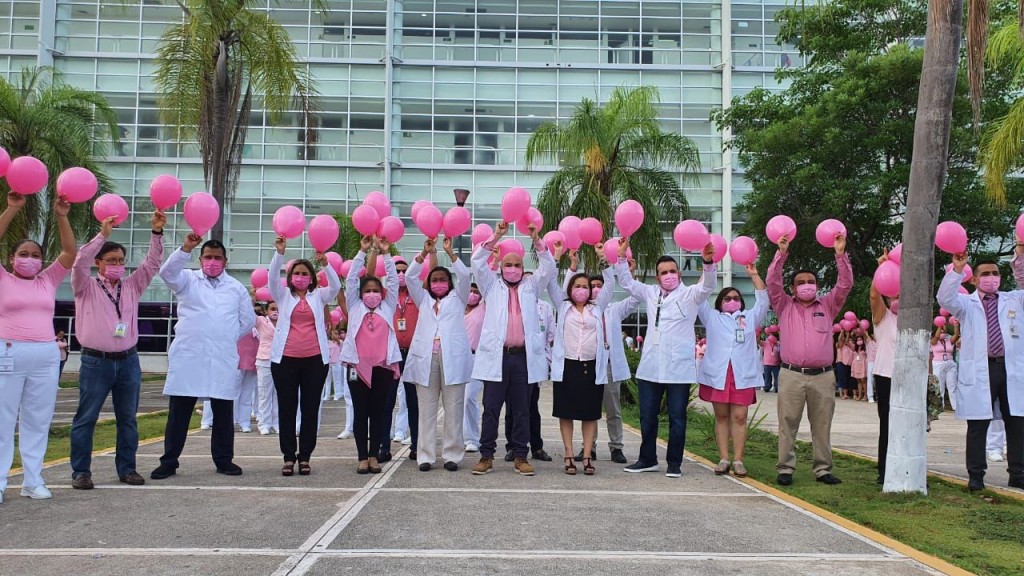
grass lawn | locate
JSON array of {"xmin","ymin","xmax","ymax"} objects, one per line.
[
  {"xmin": 623, "ymin": 404, "xmax": 1024, "ymax": 576},
  {"xmin": 11, "ymin": 411, "xmax": 199, "ymax": 470}
]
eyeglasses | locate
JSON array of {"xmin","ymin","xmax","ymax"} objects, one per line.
[{"xmin": 101, "ymin": 258, "xmax": 126, "ymax": 265}]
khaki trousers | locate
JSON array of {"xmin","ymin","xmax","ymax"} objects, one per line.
[
  {"xmin": 776, "ymin": 368, "xmax": 835, "ymax": 477},
  {"xmin": 417, "ymin": 352, "xmax": 466, "ymax": 465}
]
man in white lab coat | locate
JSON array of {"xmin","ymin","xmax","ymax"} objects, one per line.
[{"xmin": 151, "ymin": 235, "xmax": 256, "ymax": 480}]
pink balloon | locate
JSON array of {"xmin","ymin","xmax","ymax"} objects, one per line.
[
  {"xmin": 351, "ymin": 205, "xmax": 380, "ymax": 236},
  {"xmin": 859, "ymin": 319, "xmax": 869, "ymax": 331},
  {"xmin": 471, "ymin": 223, "xmax": 494, "ymax": 246},
  {"xmin": 543, "ymin": 230, "xmax": 565, "ymax": 250},
  {"xmin": 250, "ymin": 268, "xmax": 269, "ymax": 288},
  {"xmin": 709, "ymin": 234, "xmax": 728, "ymax": 264},
  {"xmin": 950, "ymin": 317, "xmax": 960, "ymax": 326},
  {"xmin": 832, "ymin": 323, "xmax": 842, "ymax": 334},
  {"xmin": 814, "ymin": 219, "xmax": 846, "ymax": 248},
  {"xmin": 729, "ymin": 236, "xmax": 759, "ymax": 266},
  {"xmin": 442, "ymin": 206, "xmax": 472, "ymax": 237},
  {"xmin": 935, "ymin": 221, "xmax": 967, "ymax": 254},
  {"xmin": 614, "ymin": 200, "xmax": 644, "ymax": 237},
  {"xmin": 317, "ymin": 270, "xmax": 328, "ymax": 286},
  {"xmin": 378, "ymin": 215, "xmax": 406, "ymax": 243},
  {"xmin": 364, "ymin": 191, "xmax": 391, "ymax": 219},
  {"xmin": 1016, "ymin": 213, "xmax": 1024, "ymax": 244},
  {"xmin": 933, "ymin": 316, "xmax": 947, "ymax": 327},
  {"xmin": 889, "ymin": 243, "xmax": 902, "ymax": 265},
  {"xmin": 939, "ymin": 307, "xmax": 950, "ymax": 317},
  {"xmin": 330, "ymin": 308, "xmax": 343, "ymax": 325},
  {"xmin": 92, "ymin": 193, "xmax": 130, "ymax": 226},
  {"xmin": 840, "ymin": 319, "xmax": 856, "ymax": 332},
  {"xmin": 765, "ymin": 215, "xmax": 798, "ymax": 245},
  {"xmin": 339, "ymin": 260, "xmax": 353, "ymax": 278},
  {"xmin": 515, "ymin": 206, "xmax": 543, "ymax": 236},
  {"xmin": 500, "ymin": 187, "xmax": 531, "ymax": 223},
  {"xmin": 958, "ymin": 286, "xmax": 969, "ymax": 295},
  {"xmin": 579, "ymin": 217, "xmax": 604, "ymax": 245},
  {"xmin": 873, "ymin": 260, "xmax": 901, "ymax": 298},
  {"xmin": 255, "ymin": 287, "xmax": 272, "ymax": 302},
  {"xmin": 326, "ymin": 252, "xmax": 343, "ymax": 274},
  {"xmin": 149, "ymin": 174, "xmax": 183, "ymax": 210},
  {"xmin": 6, "ymin": 155, "xmax": 48, "ymax": 195},
  {"xmin": 418, "ymin": 261, "xmax": 430, "ymax": 281},
  {"xmin": 375, "ymin": 258, "xmax": 385, "ymax": 278},
  {"xmin": 945, "ymin": 263, "xmax": 973, "ymax": 282},
  {"xmin": 411, "ymin": 200, "xmax": 430, "ymax": 221},
  {"xmin": 602, "ymin": 237, "xmax": 632, "ymax": 262},
  {"xmin": 844, "ymin": 311, "xmax": 857, "ymax": 321},
  {"xmin": 56, "ymin": 167, "xmax": 98, "ymax": 203},
  {"xmin": 183, "ymin": 192, "xmax": 220, "ymax": 236},
  {"xmin": 308, "ymin": 214, "xmax": 340, "ymax": 251},
  {"xmin": 673, "ymin": 220, "xmax": 709, "ymax": 252},
  {"xmin": 415, "ymin": 204, "xmax": 443, "ymax": 239},
  {"xmin": 559, "ymin": 216, "xmax": 583, "ymax": 250},
  {"xmin": 273, "ymin": 205, "xmax": 306, "ymax": 239},
  {"xmin": 498, "ymin": 238, "xmax": 525, "ymax": 260},
  {"xmin": 0, "ymin": 147, "xmax": 9, "ymax": 177}
]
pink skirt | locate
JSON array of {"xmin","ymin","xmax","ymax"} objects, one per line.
[{"xmin": 699, "ymin": 364, "xmax": 756, "ymax": 406}]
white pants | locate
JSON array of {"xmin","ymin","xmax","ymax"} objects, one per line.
[
  {"xmin": 987, "ymin": 419, "xmax": 1007, "ymax": 453},
  {"xmin": 866, "ymin": 362, "xmax": 875, "ymax": 401},
  {"xmin": 255, "ymin": 362, "xmax": 279, "ymax": 433},
  {"xmin": 329, "ymin": 364, "xmax": 354, "ymax": 433},
  {"xmin": 417, "ymin": 353, "xmax": 465, "ymax": 465},
  {"xmin": 0, "ymin": 340, "xmax": 60, "ymax": 492},
  {"xmin": 462, "ymin": 378, "xmax": 483, "ymax": 447},
  {"xmin": 933, "ymin": 360, "xmax": 958, "ymax": 410},
  {"xmin": 392, "ymin": 380, "xmax": 409, "ymax": 439},
  {"xmin": 234, "ymin": 370, "xmax": 257, "ymax": 429}
]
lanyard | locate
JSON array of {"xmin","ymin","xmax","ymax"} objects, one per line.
[
  {"xmin": 96, "ymin": 278, "xmax": 123, "ymax": 321},
  {"xmin": 654, "ymin": 292, "xmax": 663, "ymax": 328},
  {"xmin": 397, "ymin": 291, "xmax": 411, "ymax": 317}
]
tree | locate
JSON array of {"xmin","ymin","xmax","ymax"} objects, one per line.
[
  {"xmin": 154, "ymin": 0, "xmax": 322, "ymax": 242},
  {"xmin": 980, "ymin": 17, "xmax": 1024, "ymax": 204},
  {"xmin": 0, "ymin": 67, "xmax": 117, "ymax": 259},
  {"xmin": 524, "ymin": 86, "xmax": 699, "ymax": 273}
]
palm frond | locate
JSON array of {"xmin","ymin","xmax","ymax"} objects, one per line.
[{"xmin": 981, "ymin": 96, "xmax": 1024, "ymax": 206}]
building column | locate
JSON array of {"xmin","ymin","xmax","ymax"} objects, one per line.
[
  {"xmin": 717, "ymin": 1, "xmax": 734, "ymax": 287},
  {"xmin": 37, "ymin": 0, "xmax": 58, "ymax": 67}
]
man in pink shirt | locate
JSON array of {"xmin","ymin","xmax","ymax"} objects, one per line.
[
  {"xmin": 761, "ymin": 336, "xmax": 780, "ymax": 392},
  {"xmin": 69, "ymin": 211, "xmax": 165, "ymax": 490},
  {"xmin": 767, "ymin": 234, "xmax": 852, "ymax": 486}
]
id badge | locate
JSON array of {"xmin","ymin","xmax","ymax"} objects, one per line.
[
  {"xmin": 114, "ymin": 322, "xmax": 128, "ymax": 338},
  {"xmin": 647, "ymin": 329, "xmax": 661, "ymax": 346},
  {"xmin": 942, "ymin": 353, "xmax": 949, "ymax": 361},
  {"xmin": 735, "ymin": 329, "xmax": 745, "ymax": 343},
  {"xmin": 397, "ymin": 318, "xmax": 407, "ymax": 332}
]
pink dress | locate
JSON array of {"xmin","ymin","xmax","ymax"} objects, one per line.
[
  {"xmin": 699, "ymin": 364, "xmax": 756, "ymax": 406},
  {"xmin": 851, "ymin": 352, "xmax": 866, "ymax": 379}
]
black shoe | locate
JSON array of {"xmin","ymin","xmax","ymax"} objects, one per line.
[
  {"xmin": 444, "ymin": 461, "xmax": 458, "ymax": 472},
  {"xmin": 532, "ymin": 450, "xmax": 552, "ymax": 462},
  {"xmin": 378, "ymin": 451, "xmax": 392, "ymax": 463},
  {"xmin": 574, "ymin": 448, "xmax": 584, "ymax": 462},
  {"xmin": 574, "ymin": 447, "xmax": 597, "ymax": 462},
  {"xmin": 1009, "ymin": 476, "xmax": 1024, "ymax": 490},
  {"xmin": 504, "ymin": 452, "xmax": 515, "ymax": 462},
  {"xmin": 876, "ymin": 476, "xmax": 884, "ymax": 486},
  {"xmin": 610, "ymin": 449, "xmax": 627, "ymax": 464},
  {"xmin": 968, "ymin": 475, "xmax": 985, "ymax": 492},
  {"xmin": 776, "ymin": 473, "xmax": 793, "ymax": 486},
  {"xmin": 409, "ymin": 450, "xmax": 417, "ymax": 461},
  {"xmin": 150, "ymin": 465, "xmax": 177, "ymax": 480},
  {"xmin": 216, "ymin": 463, "xmax": 243, "ymax": 476},
  {"xmin": 418, "ymin": 463, "xmax": 431, "ymax": 472},
  {"xmin": 816, "ymin": 474, "xmax": 842, "ymax": 485},
  {"xmin": 665, "ymin": 464, "xmax": 682, "ymax": 478}
]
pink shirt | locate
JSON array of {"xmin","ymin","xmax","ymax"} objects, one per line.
[
  {"xmin": 237, "ymin": 332, "xmax": 259, "ymax": 370},
  {"xmin": 504, "ymin": 285, "xmax": 526, "ymax": 347},
  {"xmin": 464, "ymin": 303, "xmax": 486, "ymax": 352},
  {"xmin": 564, "ymin": 305, "xmax": 598, "ymax": 361},
  {"xmin": 761, "ymin": 342, "xmax": 780, "ymax": 366},
  {"xmin": 255, "ymin": 317, "xmax": 276, "ymax": 361},
  {"xmin": 354, "ymin": 310, "xmax": 396, "ymax": 386},
  {"xmin": 767, "ymin": 250, "xmax": 853, "ymax": 369},
  {"xmin": 872, "ymin": 310, "xmax": 897, "ymax": 378},
  {"xmin": 329, "ymin": 339, "xmax": 342, "ymax": 364},
  {"xmin": 0, "ymin": 261, "xmax": 70, "ymax": 342},
  {"xmin": 840, "ymin": 343, "xmax": 854, "ymax": 364},
  {"xmin": 72, "ymin": 232, "xmax": 163, "ymax": 352},
  {"xmin": 283, "ymin": 298, "xmax": 321, "ymax": 358},
  {"xmin": 931, "ymin": 338, "xmax": 953, "ymax": 362}
]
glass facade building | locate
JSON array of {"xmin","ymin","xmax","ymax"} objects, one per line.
[{"xmin": 2, "ymin": 0, "xmax": 797, "ymax": 350}]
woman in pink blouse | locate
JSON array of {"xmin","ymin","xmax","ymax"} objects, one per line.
[{"xmin": 254, "ymin": 301, "xmax": 279, "ymax": 435}]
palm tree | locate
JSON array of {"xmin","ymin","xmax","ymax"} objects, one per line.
[
  {"xmin": 0, "ymin": 67, "xmax": 117, "ymax": 259},
  {"xmin": 980, "ymin": 17, "xmax": 1024, "ymax": 204},
  {"xmin": 525, "ymin": 86, "xmax": 699, "ymax": 273},
  {"xmin": 154, "ymin": 0, "xmax": 323, "ymax": 242}
]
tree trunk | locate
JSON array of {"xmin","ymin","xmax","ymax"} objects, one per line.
[
  {"xmin": 209, "ymin": 39, "xmax": 231, "ymax": 243},
  {"xmin": 886, "ymin": 0, "xmax": 963, "ymax": 494}
]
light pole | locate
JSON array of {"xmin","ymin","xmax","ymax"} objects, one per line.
[{"xmin": 453, "ymin": 188, "xmax": 471, "ymax": 264}]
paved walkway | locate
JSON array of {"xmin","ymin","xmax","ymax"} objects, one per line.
[{"xmin": 3, "ymin": 387, "xmax": 942, "ymax": 576}]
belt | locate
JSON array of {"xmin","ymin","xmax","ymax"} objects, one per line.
[
  {"xmin": 780, "ymin": 362, "xmax": 832, "ymax": 376},
  {"xmin": 503, "ymin": 346, "xmax": 526, "ymax": 355},
  {"xmin": 81, "ymin": 346, "xmax": 137, "ymax": 360}
]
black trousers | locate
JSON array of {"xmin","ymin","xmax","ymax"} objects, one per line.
[
  {"xmin": 352, "ymin": 367, "xmax": 393, "ymax": 461},
  {"xmin": 874, "ymin": 375, "xmax": 892, "ymax": 481},
  {"xmin": 967, "ymin": 358, "xmax": 1024, "ymax": 479},
  {"xmin": 272, "ymin": 355, "xmax": 329, "ymax": 463},
  {"xmin": 378, "ymin": 353, "xmax": 418, "ymax": 454},
  {"xmin": 505, "ymin": 382, "xmax": 543, "ymax": 452},
  {"xmin": 160, "ymin": 395, "xmax": 233, "ymax": 469}
]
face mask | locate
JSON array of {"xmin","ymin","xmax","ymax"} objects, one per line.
[
  {"xmin": 889, "ymin": 300, "xmax": 899, "ymax": 315},
  {"xmin": 362, "ymin": 292, "xmax": 382, "ymax": 309},
  {"xmin": 659, "ymin": 273, "xmax": 680, "ymax": 291},
  {"xmin": 722, "ymin": 300, "xmax": 742, "ymax": 313},
  {"xmin": 571, "ymin": 287, "xmax": 591, "ymax": 304},
  {"xmin": 979, "ymin": 276, "xmax": 1001, "ymax": 294},
  {"xmin": 502, "ymin": 266, "xmax": 523, "ymax": 284},
  {"xmin": 590, "ymin": 287, "xmax": 602, "ymax": 300},
  {"xmin": 430, "ymin": 281, "xmax": 449, "ymax": 297},
  {"xmin": 397, "ymin": 271, "xmax": 407, "ymax": 287},
  {"xmin": 857, "ymin": 340, "xmax": 864, "ymax": 346},
  {"xmin": 796, "ymin": 284, "xmax": 818, "ymax": 301},
  {"xmin": 13, "ymin": 257, "xmax": 42, "ymax": 277},
  {"xmin": 102, "ymin": 265, "xmax": 125, "ymax": 281},
  {"xmin": 339, "ymin": 331, "xmax": 347, "ymax": 340},
  {"xmin": 202, "ymin": 259, "xmax": 225, "ymax": 278},
  {"xmin": 291, "ymin": 275, "xmax": 311, "ymax": 291},
  {"xmin": 268, "ymin": 312, "xmax": 279, "ymax": 321},
  {"xmin": 468, "ymin": 293, "xmax": 481, "ymax": 306}
]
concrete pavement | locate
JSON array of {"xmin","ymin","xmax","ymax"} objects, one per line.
[
  {"xmin": 2, "ymin": 386, "xmax": 942, "ymax": 576},
  {"xmin": 50, "ymin": 378, "xmax": 168, "ymax": 426}
]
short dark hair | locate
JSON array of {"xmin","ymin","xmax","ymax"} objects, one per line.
[
  {"xmin": 974, "ymin": 259, "xmax": 1000, "ymax": 269},
  {"xmin": 589, "ymin": 274, "xmax": 603, "ymax": 283},
  {"xmin": 287, "ymin": 258, "xmax": 318, "ymax": 292},
  {"xmin": 470, "ymin": 282, "xmax": 478, "ymax": 289},
  {"xmin": 565, "ymin": 272, "xmax": 591, "ymax": 301},
  {"xmin": 656, "ymin": 255, "xmax": 678, "ymax": 269},
  {"xmin": 359, "ymin": 276, "xmax": 382, "ymax": 293},
  {"xmin": 714, "ymin": 287, "xmax": 746, "ymax": 312},
  {"xmin": 97, "ymin": 241, "xmax": 126, "ymax": 260},
  {"xmin": 11, "ymin": 239, "xmax": 43, "ymax": 255},
  {"xmin": 789, "ymin": 269, "xmax": 817, "ymax": 286},
  {"xmin": 428, "ymin": 266, "xmax": 453, "ymax": 294},
  {"xmin": 200, "ymin": 240, "xmax": 227, "ymax": 259}
]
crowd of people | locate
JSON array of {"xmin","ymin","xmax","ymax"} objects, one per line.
[{"xmin": 1, "ymin": 191, "xmax": 1022, "ymax": 506}]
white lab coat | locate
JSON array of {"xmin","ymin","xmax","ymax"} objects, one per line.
[
  {"xmin": 340, "ymin": 251, "xmax": 403, "ymax": 368},
  {"xmin": 549, "ymin": 266, "xmax": 615, "ymax": 384},
  {"xmin": 160, "ymin": 249, "xmax": 256, "ymax": 400},
  {"xmin": 937, "ymin": 269, "xmax": 1024, "ymax": 420},
  {"xmin": 267, "ymin": 251, "xmax": 342, "ymax": 364},
  {"xmin": 401, "ymin": 258, "xmax": 473, "ymax": 387},
  {"xmin": 697, "ymin": 289, "xmax": 770, "ymax": 390},
  {"xmin": 470, "ymin": 241, "xmax": 557, "ymax": 384},
  {"xmin": 616, "ymin": 258, "xmax": 717, "ymax": 384}
]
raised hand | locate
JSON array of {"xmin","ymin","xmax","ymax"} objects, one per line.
[
  {"xmin": 834, "ymin": 234, "xmax": 847, "ymax": 255},
  {"xmin": 100, "ymin": 216, "xmax": 117, "ymax": 238},
  {"xmin": 313, "ymin": 251, "xmax": 327, "ymax": 266},
  {"xmin": 183, "ymin": 233, "xmax": 202, "ymax": 253},
  {"xmin": 951, "ymin": 252, "xmax": 968, "ymax": 273},
  {"xmin": 744, "ymin": 263, "xmax": 759, "ymax": 277},
  {"xmin": 778, "ymin": 235, "xmax": 791, "ymax": 254},
  {"xmin": 495, "ymin": 221, "xmax": 509, "ymax": 238},
  {"xmin": 54, "ymin": 197, "xmax": 71, "ymax": 218},
  {"xmin": 360, "ymin": 235, "xmax": 372, "ymax": 252},
  {"xmin": 618, "ymin": 237, "xmax": 630, "ymax": 259},
  {"xmin": 569, "ymin": 249, "xmax": 579, "ymax": 270},
  {"xmin": 877, "ymin": 248, "xmax": 889, "ymax": 266},
  {"xmin": 702, "ymin": 242, "xmax": 715, "ymax": 264},
  {"xmin": 442, "ymin": 236, "xmax": 455, "ymax": 259},
  {"xmin": 527, "ymin": 223, "xmax": 540, "ymax": 242},
  {"xmin": 151, "ymin": 210, "xmax": 166, "ymax": 233},
  {"xmin": 6, "ymin": 192, "xmax": 26, "ymax": 211},
  {"xmin": 423, "ymin": 237, "xmax": 437, "ymax": 254},
  {"xmin": 275, "ymin": 235, "xmax": 287, "ymax": 255},
  {"xmin": 377, "ymin": 235, "xmax": 391, "ymax": 253}
]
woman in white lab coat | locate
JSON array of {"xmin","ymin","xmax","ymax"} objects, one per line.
[
  {"xmin": 341, "ymin": 235, "xmax": 402, "ymax": 474},
  {"xmin": 696, "ymin": 264, "xmax": 769, "ymax": 477},
  {"xmin": 404, "ymin": 237, "xmax": 472, "ymax": 471}
]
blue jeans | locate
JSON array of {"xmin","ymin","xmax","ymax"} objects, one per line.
[
  {"xmin": 70, "ymin": 352, "xmax": 142, "ymax": 478},
  {"xmin": 637, "ymin": 379, "xmax": 691, "ymax": 468},
  {"xmin": 763, "ymin": 365, "xmax": 780, "ymax": 391}
]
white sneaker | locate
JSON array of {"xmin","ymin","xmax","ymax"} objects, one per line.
[
  {"xmin": 241, "ymin": 427, "xmax": 252, "ymax": 433},
  {"xmin": 259, "ymin": 428, "xmax": 270, "ymax": 435},
  {"xmin": 465, "ymin": 443, "xmax": 479, "ymax": 453},
  {"xmin": 200, "ymin": 425, "xmax": 211, "ymax": 431},
  {"xmin": 0, "ymin": 491, "xmax": 4, "ymax": 504},
  {"xmin": 401, "ymin": 436, "xmax": 412, "ymax": 446},
  {"xmin": 868, "ymin": 399, "xmax": 875, "ymax": 403},
  {"xmin": 392, "ymin": 435, "xmax": 404, "ymax": 443},
  {"xmin": 21, "ymin": 485, "xmax": 53, "ymax": 499},
  {"xmin": 988, "ymin": 451, "xmax": 1005, "ymax": 462},
  {"xmin": 334, "ymin": 396, "xmax": 342, "ymax": 401},
  {"xmin": 337, "ymin": 430, "xmax": 353, "ymax": 439}
]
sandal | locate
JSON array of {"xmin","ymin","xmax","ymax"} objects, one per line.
[
  {"xmin": 583, "ymin": 457, "xmax": 595, "ymax": 476},
  {"xmin": 282, "ymin": 462, "xmax": 295, "ymax": 477},
  {"xmin": 356, "ymin": 460, "xmax": 370, "ymax": 475},
  {"xmin": 713, "ymin": 459, "xmax": 730, "ymax": 475},
  {"xmin": 298, "ymin": 462, "xmax": 311, "ymax": 476},
  {"xmin": 732, "ymin": 461, "xmax": 747, "ymax": 477},
  {"xmin": 564, "ymin": 457, "xmax": 577, "ymax": 475}
]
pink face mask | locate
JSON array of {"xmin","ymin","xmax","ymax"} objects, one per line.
[
  {"xmin": 468, "ymin": 293, "xmax": 481, "ymax": 306},
  {"xmin": 397, "ymin": 271, "xmax": 407, "ymax": 287},
  {"xmin": 502, "ymin": 266, "xmax": 523, "ymax": 284},
  {"xmin": 102, "ymin": 265, "xmax": 125, "ymax": 282},
  {"xmin": 13, "ymin": 257, "xmax": 42, "ymax": 277},
  {"xmin": 268, "ymin": 312, "xmax": 279, "ymax": 321},
  {"xmin": 291, "ymin": 275, "xmax": 311, "ymax": 291},
  {"xmin": 659, "ymin": 273, "xmax": 680, "ymax": 291},
  {"xmin": 722, "ymin": 300, "xmax": 742, "ymax": 313},
  {"xmin": 796, "ymin": 284, "xmax": 818, "ymax": 301},
  {"xmin": 202, "ymin": 259, "xmax": 225, "ymax": 278},
  {"xmin": 430, "ymin": 281, "xmax": 449, "ymax": 297},
  {"xmin": 362, "ymin": 292, "xmax": 382, "ymax": 309},
  {"xmin": 571, "ymin": 287, "xmax": 591, "ymax": 304},
  {"xmin": 978, "ymin": 276, "xmax": 1001, "ymax": 294},
  {"xmin": 590, "ymin": 287, "xmax": 602, "ymax": 300}
]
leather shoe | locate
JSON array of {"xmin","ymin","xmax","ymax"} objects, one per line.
[
  {"xmin": 532, "ymin": 449, "xmax": 553, "ymax": 462},
  {"xmin": 71, "ymin": 474, "xmax": 94, "ymax": 490},
  {"xmin": 150, "ymin": 465, "xmax": 176, "ymax": 480},
  {"xmin": 1008, "ymin": 476, "xmax": 1024, "ymax": 490},
  {"xmin": 443, "ymin": 461, "xmax": 458, "ymax": 472},
  {"xmin": 504, "ymin": 452, "xmax": 515, "ymax": 462},
  {"xmin": 968, "ymin": 476, "xmax": 985, "ymax": 492},
  {"xmin": 378, "ymin": 451, "xmax": 393, "ymax": 463},
  {"xmin": 610, "ymin": 449, "xmax": 627, "ymax": 464},
  {"xmin": 119, "ymin": 472, "xmax": 145, "ymax": 486},
  {"xmin": 216, "ymin": 463, "xmax": 243, "ymax": 476},
  {"xmin": 816, "ymin": 474, "xmax": 842, "ymax": 485},
  {"xmin": 776, "ymin": 473, "xmax": 793, "ymax": 486}
]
